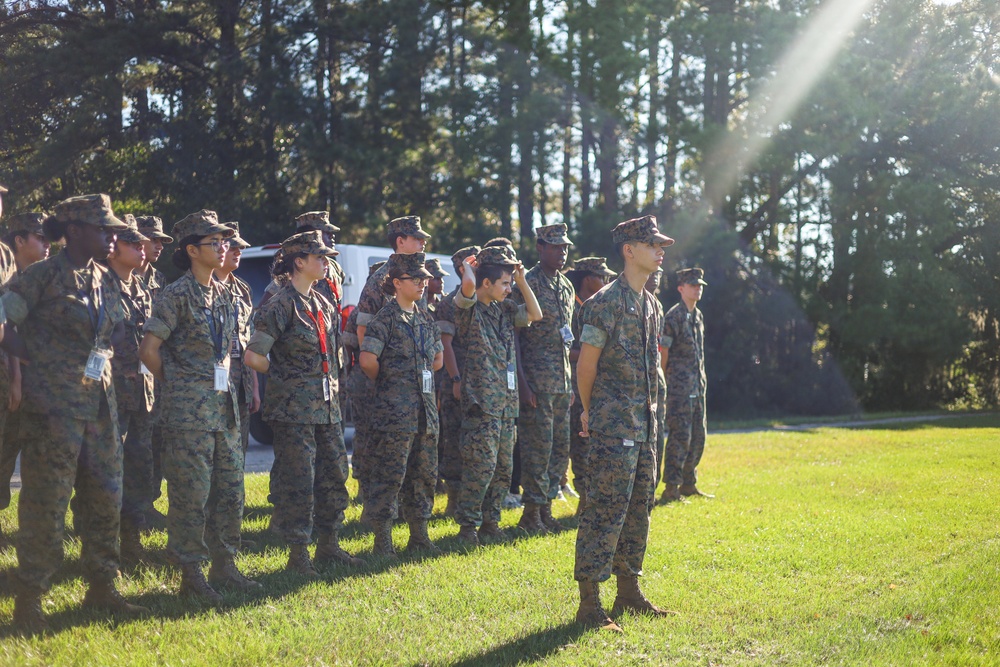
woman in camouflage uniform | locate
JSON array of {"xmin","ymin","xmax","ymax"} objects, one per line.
[
  {"xmin": 358, "ymin": 253, "xmax": 444, "ymax": 556},
  {"xmin": 3, "ymin": 194, "xmax": 148, "ymax": 633},
  {"xmin": 244, "ymin": 231, "xmax": 362, "ymax": 577},
  {"xmin": 139, "ymin": 210, "xmax": 258, "ymax": 603}
]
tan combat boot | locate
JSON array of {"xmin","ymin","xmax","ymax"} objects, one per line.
[
  {"xmin": 658, "ymin": 484, "xmax": 682, "ymax": 504},
  {"xmin": 539, "ymin": 502, "xmax": 567, "ymax": 533},
  {"xmin": 286, "ymin": 544, "xmax": 319, "ymax": 578},
  {"xmin": 179, "ymin": 562, "xmax": 223, "ymax": 604},
  {"xmin": 314, "ymin": 533, "xmax": 364, "ymax": 567},
  {"xmin": 478, "ymin": 521, "xmax": 508, "ymax": 543},
  {"xmin": 406, "ymin": 520, "xmax": 441, "ymax": 554},
  {"xmin": 575, "ymin": 582, "xmax": 622, "ymax": 633},
  {"xmin": 371, "ymin": 521, "xmax": 397, "ymax": 557},
  {"xmin": 119, "ymin": 524, "xmax": 148, "ymax": 566},
  {"xmin": 678, "ymin": 484, "xmax": 714, "ymax": 498},
  {"xmin": 456, "ymin": 524, "xmax": 480, "ymax": 548},
  {"xmin": 82, "ymin": 579, "xmax": 151, "ymax": 616},
  {"xmin": 208, "ymin": 555, "xmax": 262, "ymax": 592},
  {"xmin": 517, "ymin": 503, "xmax": 550, "ymax": 535},
  {"xmin": 13, "ymin": 592, "xmax": 48, "ymax": 635},
  {"xmin": 611, "ymin": 575, "xmax": 677, "ymax": 618}
]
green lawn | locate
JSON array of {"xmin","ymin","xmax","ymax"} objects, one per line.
[{"xmin": 2, "ymin": 415, "xmax": 999, "ymax": 666}]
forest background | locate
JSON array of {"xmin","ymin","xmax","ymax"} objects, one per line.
[{"xmin": 1, "ymin": 0, "xmax": 999, "ymax": 419}]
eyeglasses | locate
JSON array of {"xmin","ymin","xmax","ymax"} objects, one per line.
[
  {"xmin": 194, "ymin": 240, "xmax": 230, "ymax": 251},
  {"xmin": 398, "ymin": 276, "xmax": 428, "ymax": 285}
]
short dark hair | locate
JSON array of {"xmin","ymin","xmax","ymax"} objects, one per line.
[
  {"xmin": 476, "ymin": 263, "xmax": 511, "ymax": 288},
  {"xmin": 172, "ymin": 234, "xmax": 204, "ymax": 270},
  {"xmin": 42, "ymin": 216, "xmax": 69, "ymax": 242},
  {"xmin": 1, "ymin": 230, "xmax": 26, "ymax": 247},
  {"xmin": 614, "ymin": 241, "xmax": 626, "ymax": 261},
  {"xmin": 387, "ymin": 231, "xmax": 407, "ymax": 251},
  {"xmin": 484, "ymin": 237, "xmax": 513, "ymax": 249}
]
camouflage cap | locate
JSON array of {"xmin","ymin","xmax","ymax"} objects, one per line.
[
  {"xmin": 574, "ymin": 256, "xmax": 617, "ymax": 278},
  {"xmin": 135, "ymin": 215, "xmax": 174, "ymax": 243},
  {"xmin": 425, "ymin": 257, "xmax": 450, "ymax": 278},
  {"xmin": 391, "ymin": 252, "xmax": 434, "ymax": 279},
  {"xmin": 172, "ymin": 209, "xmax": 234, "ymax": 241},
  {"xmin": 387, "ymin": 215, "xmax": 431, "ymax": 240},
  {"xmin": 476, "ymin": 245, "xmax": 519, "ymax": 268},
  {"xmin": 369, "ymin": 260, "xmax": 386, "ymax": 277},
  {"xmin": 295, "ymin": 210, "xmax": 340, "ymax": 235},
  {"xmin": 117, "ymin": 214, "xmax": 150, "ymax": 244},
  {"xmin": 611, "ymin": 215, "xmax": 674, "ymax": 247},
  {"xmin": 677, "ymin": 267, "xmax": 708, "ymax": 286},
  {"xmin": 1, "ymin": 212, "xmax": 48, "ymax": 237},
  {"xmin": 223, "ymin": 221, "xmax": 251, "ymax": 249},
  {"xmin": 53, "ymin": 194, "xmax": 129, "ymax": 230},
  {"xmin": 281, "ymin": 229, "xmax": 338, "ymax": 256},
  {"xmin": 451, "ymin": 245, "xmax": 481, "ymax": 272},
  {"xmin": 535, "ymin": 223, "xmax": 573, "ymax": 246}
]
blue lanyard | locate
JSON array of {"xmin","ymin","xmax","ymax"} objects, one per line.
[
  {"xmin": 203, "ymin": 304, "xmax": 227, "ymax": 363},
  {"xmin": 80, "ymin": 271, "xmax": 105, "ymax": 346}
]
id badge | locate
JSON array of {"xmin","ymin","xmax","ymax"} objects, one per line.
[
  {"xmin": 422, "ymin": 370, "xmax": 434, "ymax": 394},
  {"xmin": 507, "ymin": 363, "xmax": 516, "ymax": 391},
  {"xmin": 230, "ymin": 337, "xmax": 241, "ymax": 359},
  {"xmin": 560, "ymin": 324, "xmax": 574, "ymax": 344},
  {"xmin": 140, "ymin": 361, "xmax": 152, "ymax": 376},
  {"xmin": 623, "ymin": 439, "xmax": 635, "ymax": 448},
  {"xmin": 84, "ymin": 349, "xmax": 111, "ymax": 381},
  {"xmin": 323, "ymin": 376, "xmax": 332, "ymax": 402},
  {"xmin": 214, "ymin": 361, "xmax": 229, "ymax": 392}
]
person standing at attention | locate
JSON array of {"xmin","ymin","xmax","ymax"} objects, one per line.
[
  {"xmin": 659, "ymin": 267, "xmax": 712, "ymax": 503},
  {"xmin": 574, "ymin": 215, "xmax": 675, "ymax": 633}
]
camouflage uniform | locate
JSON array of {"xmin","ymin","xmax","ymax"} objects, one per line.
[
  {"xmin": 512, "ymin": 260, "xmax": 575, "ymax": 506},
  {"xmin": 341, "ymin": 306, "xmax": 372, "ymax": 488},
  {"xmin": 434, "ymin": 287, "xmax": 463, "ymax": 483},
  {"xmin": 575, "ymin": 217, "xmax": 670, "ymax": 585},
  {"xmin": 1, "ymin": 195, "xmax": 129, "ymax": 595},
  {"xmin": 247, "ymin": 233, "xmax": 348, "ymax": 546},
  {"xmin": 662, "ymin": 272, "xmax": 708, "ymax": 489},
  {"xmin": 144, "ymin": 213, "xmax": 243, "ymax": 566},
  {"xmin": 653, "ymin": 300, "xmax": 667, "ymax": 489},
  {"xmin": 454, "ymin": 247, "xmax": 530, "ymax": 527},
  {"xmin": 111, "ymin": 243, "xmax": 157, "ymax": 533},
  {"xmin": 220, "ymin": 221, "xmax": 255, "ymax": 455},
  {"xmin": 360, "ymin": 281, "xmax": 442, "ymax": 524}
]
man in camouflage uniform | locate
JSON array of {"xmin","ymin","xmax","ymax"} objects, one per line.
[
  {"xmin": 512, "ymin": 223, "xmax": 575, "ymax": 534},
  {"xmin": 645, "ymin": 269, "xmax": 668, "ymax": 492},
  {"xmin": 425, "ymin": 257, "xmax": 448, "ymax": 311},
  {"xmin": 660, "ymin": 267, "xmax": 711, "ymax": 503},
  {"xmin": 135, "ymin": 214, "xmax": 172, "ymax": 527},
  {"xmin": 216, "ymin": 221, "xmax": 259, "ymax": 456},
  {"xmin": 567, "ymin": 257, "xmax": 616, "ymax": 516},
  {"xmin": 574, "ymin": 215, "xmax": 675, "ymax": 633},
  {"xmin": 435, "ymin": 245, "xmax": 479, "ymax": 515},
  {"xmin": 107, "ymin": 216, "xmax": 157, "ymax": 562},
  {"xmin": 453, "ymin": 246, "xmax": 541, "ymax": 546},
  {"xmin": 0, "ymin": 210, "xmax": 46, "ymax": 548}
]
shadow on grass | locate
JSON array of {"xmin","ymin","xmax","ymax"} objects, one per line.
[{"xmin": 412, "ymin": 622, "xmax": 586, "ymax": 667}]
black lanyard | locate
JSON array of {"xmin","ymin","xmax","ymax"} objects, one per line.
[
  {"xmin": 203, "ymin": 300, "xmax": 227, "ymax": 363},
  {"xmin": 485, "ymin": 303, "xmax": 512, "ymax": 363},
  {"xmin": 80, "ymin": 267, "xmax": 105, "ymax": 346},
  {"xmin": 400, "ymin": 311, "xmax": 428, "ymax": 365}
]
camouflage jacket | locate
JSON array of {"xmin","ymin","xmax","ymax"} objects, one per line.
[
  {"xmin": 454, "ymin": 293, "xmax": 529, "ymax": 419},
  {"xmin": 247, "ymin": 283, "xmax": 341, "ymax": 425},
  {"xmin": 1, "ymin": 250, "xmax": 124, "ymax": 420},
  {"xmin": 662, "ymin": 302, "xmax": 706, "ymax": 398},
  {"xmin": 219, "ymin": 273, "xmax": 255, "ymax": 401},
  {"xmin": 434, "ymin": 287, "xmax": 463, "ymax": 389},
  {"xmin": 511, "ymin": 265, "xmax": 574, "ymax": 394},
  {"xmin": 264, "ymin": 259, "xmax": 345, "ymax": 372},
  {"xmin": 0, "ymin": 241, "xmax": 17, "ymax": 403},
  {"xmin": 579, "ymin": 276, "xmax": 661, "ymax": 441},
  {"xmin": 571, "ymin": 296, "xmax": 584, "ymax": 399},
  {"xmin": 361, "ymin": 300, "xmax": 443, "ymax": 434},
  {"xmin": 355, "ymin": 257, "xmax": 396, "ymax": 328},
  {"xmin": 112, "ymin": 273, "xmax": 155, "ymax": 414},
  {"xmin": 137, "ymin": 262, "xmax": 165, "ymax": 299},
  {"xmin": 144, "ymin": 270, "xmax": 239, "ymax": 431}
]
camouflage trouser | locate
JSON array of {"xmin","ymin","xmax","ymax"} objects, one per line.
[
  {"xmin": 362, "ymin": 422, "xmax": 438, "ymax": 524},
  {"xmin": 664, "ymin": 394, "xmax": 706, "ymax": 487},
  {"xmin": 437, "ymin": 384, "xmax": 463, "ymax": 483},
  {"xmin": 569, "ymin": 397, "xmax": 590, "ymax": 497},
  {"xmin": 119, "ymin": 408, "xmax": 155, "ymax": 531},
  {"xmin": 347, "ymin": 371, "xmax": 374, "ymax": 484},
  {"xmin": 517, "ymin": 391, "xmax": 571, "ymax": 505},
  {"xmin": 238, "ymin": 384, "xmax": 250, "ymax": 456},
  {"xmin": 0, "ymin": 407, "xmax": 16, "ymax": 511},
  {"xmin": 270, "ymin": 421, "xmax": 350, "ymax": 545},
  {"xmin": 574, "ymin": 432, "xmax": 655, "ymax": 583},
  {"xmin": 655, "ymin": 374, "xmax": 667, "ymax": 489},
  {"xmin": 456, "ymin": 406, "xmax": 515, "ymax": 527},
  {"xmin": 15, "ymin": 402, "xmax": 123, "ymax": 594},
  {"xmin": 162, "ymin": 425, "xmax": 244, "ymax": 564}
]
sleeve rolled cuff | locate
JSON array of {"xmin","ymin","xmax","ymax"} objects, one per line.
[
  {"xmin": 143, "ymin": 316, "xmax": 172, "ymax": 342},
  {"xmin": 357, "ymin": 311, "xmax": 375, "ymax": 327},
  {"xmin": 246, "ymin": 331, "xmax": 276, "ymax": 357},
  {"xmin": 514, "ymin": 303, "xmax": 530, "ymax": 328},
  {"xmin": 432, "ymin": 340, "xmax": 444, "ymax": 356},
  {"xmin": 436, "ymin": 320, "xmax": 456, "ymax": 336},
  {"xmin": 455, "ymin": 292, "xmax": 477, "ymax": 309},
  {"xmin": 361, "ymin": 337, "xmax": 385, "ymax": 356},
  {"xmin": 662, "ymin": 335, "xmax": 673, "ymax": 348},
  {"xmin": 1, "ymin": 292, "xmax": 26, "ymax": 325},
  {"xmin": 580, "ymin": 323, "xmax": 608, "ymax": 349}
]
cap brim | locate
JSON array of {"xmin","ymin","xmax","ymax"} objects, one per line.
[
  {"xmin": 646, "ymin": 232, "xmax": 675, "ymax": 246},
  {"xmin": 315, "ymin": 246, "xmax": 339, "ymax": 257},
  {"xmin": 599, "ymin": 268, "xmax": 618, "ymax": 277},
  {"xmin": 103, "ymin": 214, "xmax": 130, "ymax": 231},
  {"xmin": 413, "ymin": 229, "xmax": 432, "ymax": 239},
  {"xmin": 148, "ymin": 231, "xmax": 174, "ymax": 242},
  {"xmin": 0, "ymin": 184, "xmax": 7, "ymax": 194},
  {"xmin": 118, "ymin": 230, "xmax": 150, "ymax": 243},
  {"xmin": 323, "ymin": 223, "xmax": 341, "ymax": 234}
]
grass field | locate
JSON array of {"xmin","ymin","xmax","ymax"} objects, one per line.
[{"xmin": 1, "ymin": 414, "xmax": 998, "ymax": 666}]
